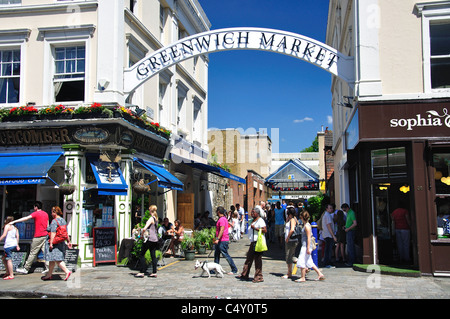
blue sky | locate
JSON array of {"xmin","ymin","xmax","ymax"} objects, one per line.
[{"xmin": 198, "ymin": 0, "xmax": 333, "ymax": 153}]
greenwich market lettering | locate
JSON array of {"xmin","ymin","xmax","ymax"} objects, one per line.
[
  {"xmin": 390, "ymin": 109, "xmax": 450, "ymax": 131},
  {"xmin": 125, "ymin": 27, "xmax": 354, "ymax": 94}
]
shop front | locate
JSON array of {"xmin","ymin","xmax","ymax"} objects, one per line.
[
  {"xmin": 0, "ymin": 116, "xmax": 179, "ymax": 267},
  {"xmin": 347, "ymin": 99, "xmax": 450, "ymax": 275}
]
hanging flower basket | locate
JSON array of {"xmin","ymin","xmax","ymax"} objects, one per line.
[
  {"xmin": 133, "ymin": 179, "xmax": 150, "ymax": 194},
  {"xmin": 59, "ymin": 184, "xmax": 76, "ymax": 195}
]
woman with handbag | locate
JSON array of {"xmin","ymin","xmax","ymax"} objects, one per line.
[
  {"xmin": 282, "ymin": 207, "xmax": 299, "ymax": 279},
  {"xmin": 135, "ymin": 205, "xmax": 159, "ymax": 278},
  {"xmin": 237, "ymin": 206, "xmax": 267, "ymax": 283},
  {"xmin": 295, "ymin": 210, "xmax": 324, "ymax": 282},
  {"xmin": 41, "ymin": 207, "xmax": 72, "ymax": 281}
]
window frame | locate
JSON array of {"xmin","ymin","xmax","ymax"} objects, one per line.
[
  {"xmin": 0, "ymin": 48, "xmax": 21, "ymax": 105},
  {"xmin": 40, "ymin": 25, "xmax": 93, "ymax": 105},
  {"xmin": 417, "ymin": 2, "xmax": 450, "ymax": 93}
]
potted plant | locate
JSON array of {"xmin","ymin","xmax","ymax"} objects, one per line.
[
  {"xmin": 180, "ymin": 236, "xmax": 196, "ymax": 261},
  {"xmin": 194, "ymin": 229, "xmax": 209, "ymax": 254},
  {"xmin": 59, "ymin": 183, "xmax": 76, "ymax": 195}
]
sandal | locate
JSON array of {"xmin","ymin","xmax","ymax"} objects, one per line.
[
  {"xmin": 64, "ymin": 272, "xmax": 72, "ymax": 281},
  {"xmin": 295, "ymin": 278, "xmax": 306, "ymax": 283},
  {"xmin": 41, "ymin": 276, "xmax": 53, "ymax": 281},
  {"xmin": 149, "ymin": 274, "xmax": 157, "ymax": 278},
  {"xmin": 281, "ymin": 275, "xmax": 291, "ymax": 279},
  {"xmin": 315, "ymin": 275, "xmax": 325, "ymax": 281},
  {"xmin": 134, "ymin": 273, "xmax": 145, "ymax": 278},
  {"xmin": 3, "ymin": 275, "xmax": 14, "ymax": 280}
]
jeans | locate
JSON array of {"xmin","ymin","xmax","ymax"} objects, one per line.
[
  {"xmin": 214, "ymin": 241, "xmax": 237, "ymax": 273},
  {"xmin": 395, "ymin": 229, "xmax": 410, "ymax": 262},
  {"xmin": 139, "ymin": 241, "xmax": 158, "ymax": 274},
  {"xmin": 346, "ymin": 230, "xmax": 356, "ymax": 265},
  {"xmin": 323, "ymin": 237, "xmax": 334, "ymax": 266}
]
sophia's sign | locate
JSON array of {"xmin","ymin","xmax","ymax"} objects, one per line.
[
  {"xmin": 124, "ymin": 27, "xmax": 355, "ymax": 94},
  {"xmin": 358, "ymin": 103, "xmax": 450, "ymax": 142},
  {"xmin": 390, "ymin": 108, "xmax": 450, "ymax": 131}
]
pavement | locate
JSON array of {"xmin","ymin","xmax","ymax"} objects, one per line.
[{"xmin": 0, "ymin": 236, "xmax": 449, "ymax": 300}]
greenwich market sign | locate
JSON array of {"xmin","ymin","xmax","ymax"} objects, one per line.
[{"xmin": 123, "ymin": 27, "xmax": 355, "ymax": 94}]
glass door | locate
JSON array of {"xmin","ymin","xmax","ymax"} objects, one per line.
[{"xmin": 372, "ymin": 182, "xmax": 412, "ymax": 265}]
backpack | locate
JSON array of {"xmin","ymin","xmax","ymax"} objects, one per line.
[
  {"xmin": 317, "ymin": 212, "xmax": 325, "ymax": 231},
  {"xmin": 290, "ymin": 218, "xmax": 302, "ymax": 240},
  {"xmin": 52, "ymin": 219, "xmax": 69, "ymax": 245}
]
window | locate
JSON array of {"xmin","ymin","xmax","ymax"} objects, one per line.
[
  {"xmin": 54, "ymin": 46, "xmax": 85, "ymax": 102},
  {"xmin": 0, "ymin": 0, "xmax": 20, "ymax": 5},
  {"xmin": 433, "ymin": 152, "xmax": 450, "ymax": 238},
  {"xmin": 371, "ymin": 147, "xmax": 407, "ymax": 179},
  {"xmin": 416, "ymin": 2, "xmax": 450, "ymax": 92},
  {"xmin": 430, "ymin": 22, "xmax": 450, "ymax": 89},
  {"xmin": 0, "ymin": 49, "xmax": 20, "ymax": 104}
]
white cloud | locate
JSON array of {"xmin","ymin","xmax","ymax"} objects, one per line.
[
  {"xmin": 327, "ymin": 115, "xmax": 333, "ymax": 124},
  {"xmin": 293, "ymin": 117, "xmax": 313, "ymax": 123}
]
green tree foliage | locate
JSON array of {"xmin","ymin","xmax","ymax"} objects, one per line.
[
  {"xmin": 305, "ymin": 192, "xmax": 330, "ymax": 221},
  {"xmin": 301, "ymin": 136, "xmax": 319, "ymax": 152}
]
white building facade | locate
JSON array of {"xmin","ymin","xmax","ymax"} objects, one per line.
[{"xmin": 0, "ymin": 0, "xmax": 210, "ymax": 267}]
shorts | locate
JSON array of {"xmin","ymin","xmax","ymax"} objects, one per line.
[
  {"xmin": 285, "ymin": 241, "xmax": 298, "ymax": 264},
  {"xmin": 275, "ymin": 225, "xmax": 284, "ymax": 237},
  {"xmin": 3, "ymin": 246, "xmax": 17, "ymax": 261}
]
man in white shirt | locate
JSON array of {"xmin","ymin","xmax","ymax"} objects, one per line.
[{"xmin": 322, "ymin": 204, "xmax": 337, "ymax": 268}]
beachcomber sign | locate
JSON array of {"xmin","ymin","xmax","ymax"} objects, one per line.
[{"xmin": 123, "ymin": 27, "xmax": 354, "ymax": 94}]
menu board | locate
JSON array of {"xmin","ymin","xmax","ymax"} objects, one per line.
[{"xmin": 93, "ymin": 227, "xmax": 117, "ymax": 266}]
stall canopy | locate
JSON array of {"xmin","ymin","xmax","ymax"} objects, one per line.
[
  {"xmin": 186, "ymin": 162, "xmax": 246, "ymax": 184},
  {"xmin": 0, "ymin": 152, "xmax": 62, "ymax": 185},
  {"xmin": 133, "ymin": 158, "xmax": 184, "ymax": 191},
  {"xmin": 88, "ymin": 157, "xmax": 128, "ymax": 196}
]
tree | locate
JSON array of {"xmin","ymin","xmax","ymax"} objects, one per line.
[{"xmin": 301, "ymin": 136, "xmax": 319, "ymax": 152}]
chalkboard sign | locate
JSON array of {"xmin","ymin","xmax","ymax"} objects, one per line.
[
  {"xmin": 0, "ymin": 251, "xmax": 26, "ymax": 271},
  {"xmin": 93, "ymin": 227, "xmax": 117, "ymax": 266},
  {"xmin": 64, "ymin": 248, "xmax": 79, "ymax": 272}
]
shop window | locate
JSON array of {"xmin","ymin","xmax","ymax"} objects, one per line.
[
  {"xmin": 2, "ymin": 185, "xmax": 36, "ymax": 239},
  {"xmin": 81, "ymin": 189, "xmax": 115, "ymax": 239},
  {"xmin": 433, "ymin": 153, "xmax": 450, "ymax": 238},
  {"xmin": 430, "ymin": 22, "xmax": 450, "ymax": 89},
  {"xmin": 54, "ymin": 46, "xmax": 85, "ymax": 102},
  {"xmin": 0, "ymin": 49, "xmax": 20, "ymax": 104},
  {"xmin": 371, "ymin": 147, "xmax": 407, "ymax": 179}
]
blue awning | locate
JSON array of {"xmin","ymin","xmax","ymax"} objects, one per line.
[
  {"xmin": 0, "ymin": 152, "xmax": 62, "ymax": 185},
  {"xmin": 186, "ymin": 162, "xmax": 246, "ymax": 184},
  {"xmin": 88, "ymin": 157, "xmax": 128, "ymax": 196},
  {"xmin": 134, "ymin": 158, "xmax": 183, "ymax": 191}
]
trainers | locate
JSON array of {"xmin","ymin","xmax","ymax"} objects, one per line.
[{"xmin": 16, "ymin": 267, "xmax": 28, "ymax": 274}]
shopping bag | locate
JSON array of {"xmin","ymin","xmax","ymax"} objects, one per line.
[{"xmin": 255, "ymin": 229, "xmax": 268, "ymax": 252}]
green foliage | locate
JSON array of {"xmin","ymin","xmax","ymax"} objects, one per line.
[
  {"xmin": 301, "ymin": 136, "xmax": 319, "ymax": 152},
  {"xmin": 305, "ymin": 192, "xmax": 330, "ymax": 221},
  {"xmin": 180, "ymin": 236, "xmax": 195, "ymax": 251}
]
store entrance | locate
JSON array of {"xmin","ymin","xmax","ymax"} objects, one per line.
[{"xmin": 372, "ymin": 182, "xmax": 414, "ymax": 265}]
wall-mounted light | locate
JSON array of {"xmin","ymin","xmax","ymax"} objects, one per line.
[
  {"xmin": 338, "ymin": 96, "xmax": 354, "ymax": 108},
  {"xmin": 135, "ymin": 106, "xmax": 146, "ymax": 117},
  {"xmin": 98, "ymin": 79, "xmax": 110, "ymax": 91}
]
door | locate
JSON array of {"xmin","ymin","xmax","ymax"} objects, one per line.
[
  {"xmin": 372, "ymin": 183, "xmax": 412, "ymax": 265},
  {"xmin": 177, "ymin": 193, "xmax": 194, "ymax": 230}
]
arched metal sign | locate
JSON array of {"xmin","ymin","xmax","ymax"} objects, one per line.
[{"xmin": 123, "ymin": 27, "xmax": 354, "ymax": 94}]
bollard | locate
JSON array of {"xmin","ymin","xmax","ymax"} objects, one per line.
[{"xmin": 311, "ymin": 222, "xmax": 318, "ymax": 267}]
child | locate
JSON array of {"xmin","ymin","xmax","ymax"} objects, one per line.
[{"xmin": 0, "ymin": 216, "xmax": 20, "ymax": 280}]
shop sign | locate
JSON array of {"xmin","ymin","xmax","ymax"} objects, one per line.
[
  {"xmin": 359, "ymin": 103, "xmax": 450, "ymax": 141},
  {"xmin": 0, "ymin": 128, "xmax": 70, "ymax": 146},
  {"xmin": 390, "ymin": 108, "xmax": 450, "ymax": 131},
  {"xmin": 73, "ymin": 127, "xmax": 109, "ymax": 144}
]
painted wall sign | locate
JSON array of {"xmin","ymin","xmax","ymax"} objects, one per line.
[
  {"xmin": 124, "ymin": 27, "xmax": 355, "ymax": 94},
  {"xmin": 73, "ymin": 127, "xmax": 110, "ymax": 144}
]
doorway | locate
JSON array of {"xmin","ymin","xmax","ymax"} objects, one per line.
[{"xmin": 372, "ymin": 182, "xmax": 413, "ymax": 265}]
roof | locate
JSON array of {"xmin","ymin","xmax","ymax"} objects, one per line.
[{"xmin": 265, "ymin": 159, "xmax": 319, "ymax": 184}]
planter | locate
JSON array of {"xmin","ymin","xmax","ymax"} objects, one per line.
[
  {"xmin": 59, "ymin": 184, "xmax": 76, "ymax": 195},
  {"xmin": 133, "ymin": 180, "xmax": 150, "ymax": 194},
  {"xmin": 196, "ymin": 245, "xmax": 207, "ymax": 255},
  {"xmin": 4, "ymin": 115, "xmax": 38, "ymax": 122},
  {"xmin": 184, "ymin": 250, "xmax": 196, "ymax": 261}
]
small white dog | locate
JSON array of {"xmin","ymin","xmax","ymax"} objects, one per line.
[{"xmin": 194, "ymin": 260, "xmax": 225, "ymax": 278}]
